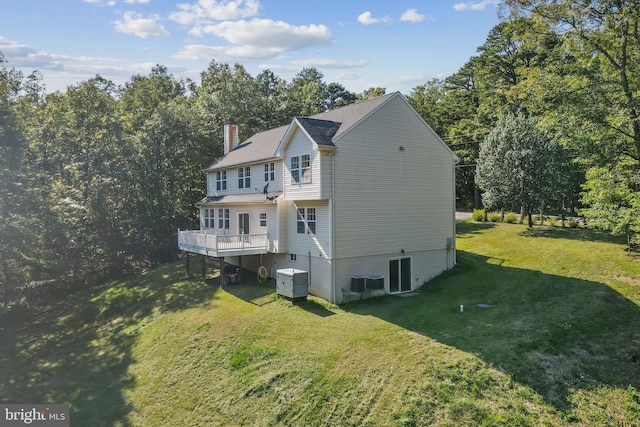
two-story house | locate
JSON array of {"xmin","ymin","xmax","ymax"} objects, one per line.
[{"xmin": 178, "ymin": 92, "xmax": 458, "ymax": 303}]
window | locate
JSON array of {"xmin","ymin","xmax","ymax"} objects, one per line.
[
  {"xmin": 259, "ymin": 213, "xmax": 267, "ymax": 227},
  {"xmin": 264, "ymin": 162, "xmax": 275, "ymax": 182},
  {"xmin": 296, "ymin": 207, "xmax": 317, "ymax": 235},
  {"xmin": 216, "ymin": 171, "xmax": 227, "ymax": 191},
  {"xmin": 204, "ymin": 208, "xmax": 215, "ymax": 228},
  {"xmin": 290, "ymin": 156, "xmax": 300, "ymax": 183},
  {"xmin": 301, "ymin": 154, "xmax": 311, "ymax": 183},
  {"xmin": 238, "ymin": 166, "xmax": 250, "ymax": 189},
  {"xmin": 290, "ymin": 155, "xmax": 311, "ymax": 184},
  {"xmin": 218, "ymin": 208, "xmax": 229, "ymax": 229},
  {"xmin": 306, "ymin": 207, "xmax": 316, "ymax": 234},
  {"xmin": 290, "ymin": 254, "xmax": 297, "ymax": 262}
]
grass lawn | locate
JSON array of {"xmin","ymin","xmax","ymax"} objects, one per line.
[{"xmin": 1, "ymin": 222, "xmax": 639, "ymax": 426}]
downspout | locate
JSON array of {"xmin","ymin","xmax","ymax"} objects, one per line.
[
  {"xmin": 308, "ymin": 250, "xmax": 312, "ymax": 290},
  {"xmin": 452, "ymin": 159, "xmax": 458, "ymax": 268},
  {"xmin": 330, "ymin": 152, "xmax": 336, "ymax": 303}
]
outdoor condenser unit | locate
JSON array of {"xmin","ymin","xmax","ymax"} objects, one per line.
[{"xmin": 276, "ymin": 268, "xmax": 309, "ymax": 299}]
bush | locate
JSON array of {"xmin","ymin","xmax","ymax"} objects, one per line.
[
  {"xmin": 472, "ymin": 209, "xmax": 485, "ymax": 221},
  {"xmin": 548, "ymin": 217, "xmax": 558, "ymax": 227},
  {"xmin": 568, "ymin": 219, "xmax": 580, "ymax": 228},
  {"xmin": 488, "ymin": 212, "xmax": 501, "ymax": 222},
  {"xmin": 504, "ymin": 212, "xmax": 517, "ymax": 223}
]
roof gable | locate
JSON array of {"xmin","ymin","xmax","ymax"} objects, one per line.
[{"xmin": 205, "ymin": 91, "xmax": 450, "ymax": 170}]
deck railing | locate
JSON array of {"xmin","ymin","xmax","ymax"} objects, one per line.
[{"xmin": 177, "ymin": 230, "xmax": 268, "ymax": 255}]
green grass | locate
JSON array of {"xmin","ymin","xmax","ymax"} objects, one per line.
[{"xmin": 1, "ymin": 223, "xmax": 639, "ymax": 426}]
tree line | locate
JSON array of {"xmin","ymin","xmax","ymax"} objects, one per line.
[
  {"xmin": 406, "ymin": 0, "xmax": 639, "ymax": 250},
  {"xmin": 0, "ymin": 59, "xmax": 369, "ymax": 306},
  {"xmin": 1, "ymin": 0, "xmax": 639, "ymax": 306}
]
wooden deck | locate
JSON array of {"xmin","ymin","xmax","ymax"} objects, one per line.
[{"xmin": 178, "ymin": 230, "xmax": 269, "ymax": 257}]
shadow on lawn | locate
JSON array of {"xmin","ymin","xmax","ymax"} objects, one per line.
[
  {"xmin": 456, "ymin": 221, "xmax": 496, "ymax": 238},
  {"xmin": 517, "ymin": 225, "xmax": 627, "ymax": 245},
  {"xmin": 346, "ymin": 250, "xmax": 640, "ymax": 411},
  {"xmin": 0, "ymin": 261, "xmax": 217, "ymax": 427}
]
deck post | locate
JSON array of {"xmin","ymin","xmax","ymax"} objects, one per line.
[{"xmin": 219, "ymin": 257, "xmax": 224, "ymax": 288}]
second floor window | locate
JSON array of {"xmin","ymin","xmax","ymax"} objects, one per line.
[
  {"xmin": 218, "ymin": 208, "xmax": 229, "ymax": 229},
  {"xmin": 204, "ymin": 208, "xmax": 215, "ymax": 228},
  {"xmin": 216, "ymin": 171, "xmax": 227, "ymax": 191},
  {"xmin": 238, "ymin": 166, "xmax": 250, "ymax": 189},
  {"xmin": 291, "ymin": 155, "xmax": 311, "ymax": 184},
  {"xmin": 296, "ymin": 207, "xmax": 317, "ymax": 234},
  {"xmin": 264, "ymin": 162, "xmax": 275, "ymax": 182}
]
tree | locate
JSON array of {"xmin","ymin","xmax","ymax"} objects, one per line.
[
  {"xmin": 0, "ymin": 54, "xmax": 28, "ymax": 307},
  {"xmin": 581, "ymin": 161, "xmax": 640, "ymax": 253},
  {"xmin": 503, "ymin": 0, "xmax": 640, "ymax": 241},
  {"xmin": 285, "ymin": 68, "xmax": 327, "ymax": 116},
  {"xmin": 476, "ymin": 113, "xmax": 568, "ymax": 226},
  {"xmin": 357, "ymin": 87, "xmax": 386, "ymax": 101}
]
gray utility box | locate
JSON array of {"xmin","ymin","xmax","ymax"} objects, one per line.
[{"xmin": 276, "ymin": 268, "xmax": 309, "ymax": 299}]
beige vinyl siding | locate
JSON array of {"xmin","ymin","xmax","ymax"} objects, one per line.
[
  {"xmin": 260, "ymin": 159, "xmax": 283, "ymax": 193},
  {"xmin": 207, "ymin": 160, "xmax": 283, "ymax": 197},
  {"xmin": 286, "ymin": 200, "xmax": 331, "ymax": 259},
  {"xmin": 333, "ymin": 95, "xmax": 456, "ymax": 259},
  {"xmin": 276, "ymin": 199, "xmax": 289, "ymax": 253},
  {"xmin": 284, "ymin": 129, "xmax": 322, "ymax": 200},
  {"xmin": 320, "ymin": 152, "xmax": 333, "ymax": 199}
]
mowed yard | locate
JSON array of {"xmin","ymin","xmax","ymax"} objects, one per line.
[{"xmin": 1, "ymin": 221, "xmax": 640, "ymax": 426}]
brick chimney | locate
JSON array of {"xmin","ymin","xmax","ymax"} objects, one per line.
[{"xmin": 223, "ymin": 118, "xmax": 239, "ymax": 155}]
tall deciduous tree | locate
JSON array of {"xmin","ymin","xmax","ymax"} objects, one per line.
[
  {"xmin": 0, "ymin": 54, "xmax": 28, "ymax": 307},
  {"xmin": 476, "ymin": 113, "xmax": 568, "ymax": 226}
]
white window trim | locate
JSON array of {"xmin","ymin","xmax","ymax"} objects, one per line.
[
  {"xmin": 218, "ymin": 208, "xmax": 230, "ymax": 229},
  {"xmin": 259, "ymin": 212, "xmax": 267, "ymax": 227},
  {"xmin": 264, "ymin": 162, "xmax": 275, "ymax": 182},
  {"xmin": 290, "ymin": 155, "xmax": 311, "ymax": 184},
  {"xmin": 296, "ymin": 207, "xmax": 316, "ymax": 235},
  {"xmin": 238, "ymin": 166, "xmax": 251, "ymax": 189},
  {"xmin": 216, "ymin": 171, "xmax": 227, "ymax": 191},
  {"xmin": 204, "ymin": 208, "xmax": 215, "ymax": 229}
]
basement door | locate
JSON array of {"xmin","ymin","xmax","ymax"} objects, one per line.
[{"xmin": 389, "ymin": 257, "xmax": 412, "ymax": 293}]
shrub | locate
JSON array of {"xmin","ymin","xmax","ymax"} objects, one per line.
[
  {"xmin": 504, "ymin": 212, "xmax": 517, "ymax": 223},
  {"xmin": 548, "ymin": 217, "xmax": 558, "ymax": 227},
  {"xmin": 488, "ymin": 212, "xmax": 501, "ymax": 222},
  {"xmin": 472, "ymin": 209, "xmax": 485, "ymax": 221},
  {"xmin": 568, "ymin": 219, "xmax": 580, "ymax": 228}
]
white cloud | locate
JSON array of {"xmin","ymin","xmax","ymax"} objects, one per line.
[
  {"xmin": 193, "ymin": 19, "xmax": 331, "ymax": 49},
  {"xmin": 400, "ymin": 9, "xmax": 426, "ymax": 23},
  {"xmin": 124, "ymin": 0, "xmax": 151, "ymax": 3},
  {"xmin": 357, "ymin": 11, "xmax": 384, "ymax": 25},
  {"xmin": 113, "ymin": 11, "xmax": 170, "ymax": 39},
  {"xmin": 174, "ymin": 43, "xmax": 281, "ymax": 61},
  {"xmin": 0, "ymin": 37, "xmax": 65, "ymax": 69},
  {"xmin": 333, "ymin": 71, "xmax": 362, "ymax": 81},
  {"xmin": 170, "ymin": 0, "xmax": 260, "ymax": 26},
  {"xmin": 453, "ymin": 0, "xmax": 499, "ymax": 11},
  {"xmin": 291, "ymin": 58, "xmax": 368, "ymax": 69},
  {"xmin": 176, "ymin": 18, "xmax": 331, "ymax": 62},
  {"xmin": 82, "ymin": 0, "xmax": 116, "ymax": 5}
]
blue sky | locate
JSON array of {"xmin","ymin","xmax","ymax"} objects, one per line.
[{"xmin": 0, "ymin": 0, "xmax": 501, "ymax": 94}]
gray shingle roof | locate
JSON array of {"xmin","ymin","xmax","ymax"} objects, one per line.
[
  {"xmin": 295, "ymin": 117, "xmax": 341, "ymax": 146},
  {"xmin": 196, "ymin": 192, "xmax": 283, "ymax": 206},
  {"xmin": 204, "ymin": 92, "xmax": 399, "ymax": 171}
]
